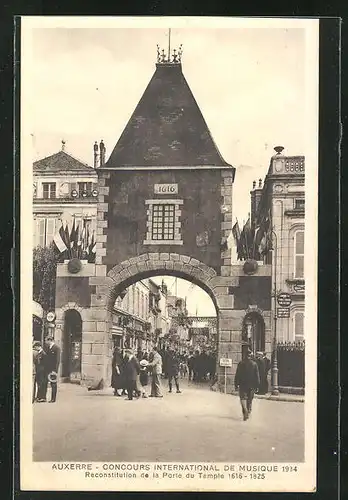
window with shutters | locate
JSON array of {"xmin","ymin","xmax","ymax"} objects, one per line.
[
  {"xmin": 144, "ymin": 199, "xmax": 184, "ymax": 245},
  {"xmin": 42, "ymin": 183, "xmax": 56, "ymax": 199},
  {"xmin": 293, "ymin": 311, "xmax": 304, "ymax": 341},
  {"xmin": 294, "ymin": 230, "xmax": 304, "ymax": 278},
  {"xmin": 36, "ymin": 218, "xmax": 56, "ymax": 247}
]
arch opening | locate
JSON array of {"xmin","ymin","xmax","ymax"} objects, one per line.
[
  {"xmin": 62, "ymin": 309, "xmax": 83, "ymax": 381},
  {"xmin": 241, "ymin": 312, "xmax": 266, "ymax": 358},
  {"xmin": 109, "ymin": 273, "xmax": 218, "ymax": 387}
]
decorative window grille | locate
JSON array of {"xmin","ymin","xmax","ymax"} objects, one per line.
[{"xmin": 144, "ymin": 199, "xmax": 183, "ymax": 245}]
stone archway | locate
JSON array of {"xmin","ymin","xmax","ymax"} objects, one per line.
[
  {"xmin": 106, "ymin": 253, "xmax": 219, "ymax": 309},
  {"xmin": 86, "ymin": 252, "xmax": 241, "ymax": 389}
]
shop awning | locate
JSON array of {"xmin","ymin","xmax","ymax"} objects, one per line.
[{"xmin": 33, "ymin": 301, "xmax": 44, "ymax": 319}]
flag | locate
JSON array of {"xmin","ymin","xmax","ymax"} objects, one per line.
[
  {"xmin": 90, "ymin": 231, "xmax": 97, "ymax": 263},
  {"xmin": 89, "ymin": 231, "xmax": 95, "ymax": 255},
  {"xmin": 91, "ymin": 233, "xmax": 96, "ymax": 254},
  {"xmin": 53, "ymin": 222, "xmax": 68, "ymax": 254},
  {"xmin": 239, "ymin": 218, "xmax": 252, "ymax": 260},
  {"xmin": 257, "ymin": 215, "xmax": 272, "ymax": 256},
  {"xmin": 226, "ymin": 231, "xmax": 234, "ymax": 250},
  {"xmin": 231, "ymin": 221, "xmax": 241, "ymax": 258},
  {"xmin": 70, "ymin": 218, "xmax": 78, "ymax": 255},
  {"xmin": 64, "ymin": 221, "xmax": 71, "ymax": 258},
  {"xmin": 232, "ymin": 221, "xmax": 241, "ymax": 244},
  {"xmin": 74, "ymin": 223, "xmax": 80, "ymax": 257}
]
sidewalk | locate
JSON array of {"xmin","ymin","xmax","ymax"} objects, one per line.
[{"xmin": 72, "ymin": 379, "xmax": 305, "ymax": 403}]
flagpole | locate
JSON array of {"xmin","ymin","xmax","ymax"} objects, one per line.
[{"xmin": 270, "ymin": 229, "xmax": 279, "ymax": 395}]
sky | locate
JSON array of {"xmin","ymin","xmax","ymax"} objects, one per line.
[
  {"xmin": 150, "ymin": 276, "xmax": 215, "ymax": 317},
  {"xmin": 25, "ymin": 21, "xmax": 310, "ymax": 316}
]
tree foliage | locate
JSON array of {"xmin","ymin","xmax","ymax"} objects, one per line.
[{"xmin": 33, "ymin": 243, "xmax": 58, "ymax": 312}]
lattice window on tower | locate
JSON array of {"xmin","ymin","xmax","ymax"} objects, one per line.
[{"xmin": 144, "ymin": 199, "xmax": 184, "ymax": 245}]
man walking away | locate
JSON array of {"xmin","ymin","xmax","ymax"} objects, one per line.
[
  {"xmin": 234, "ymin": 349, "xmax": 260, "ymax": 421},
  {"xmin": 167, "ymin": 349, "xmax": 182, "ymax": 393},
  {"xmin": 43, "ymin": 336, "xmax": 61, "ymax": 403},
  {"xmin": 123, "ymin": 349, "xmax": 141, "ymax": 400},
  {"xmin": 149, "ymin": 345, "xmax": 163, "ymax": 398}
]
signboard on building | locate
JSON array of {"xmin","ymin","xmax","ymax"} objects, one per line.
[
  {"xmin": 294, "ymin": 283, "xmax": 305, "ymax": 293},
  {"xmin": 277, "ymin": 292, "xmax": 292, "ymax": 307},
  {"xmin": 154, "ymin": 183, "xmax": 178, "ymax": 195},
  {"xmin": 277, "ymin": 308, "xmax": 290, "ymax": 318},
  {"xmin": 219, "ymin": 358, "xmax": 232, "ymax": 367}
]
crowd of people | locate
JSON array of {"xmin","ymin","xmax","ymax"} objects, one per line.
[
  {"xmin": 32, "ymin": 336, "xmax": 61, "ymax": 403},
  {"xmin": 32, "ymin": 335, "xmax": 271, "ymax": 421},
  {"xmin": 110, "ymin": 345, "xmax": 217, "ymax": 400}
]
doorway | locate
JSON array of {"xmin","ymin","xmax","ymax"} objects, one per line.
[
  {"xmin": 242, "ymin": 312, "xmax": 265, "ymax": 358},
  {"xmin": 62, "ymin": 309, "xmax": 82, "ymax": 381}
]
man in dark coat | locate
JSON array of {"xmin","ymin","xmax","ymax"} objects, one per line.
[
  {"xmin": 255, "ymin": 351, "xmax": 267, "ymax": 395},
  {"xmin": 262, "ymin": 352, "xmax": 271, "ymax": 394},
  {"xmin": 234, "ymin": 350, "xmax": 260, "ymax": 420},
  {"xmin": 33, "ymin": 341, "xmax": 46, "ymax": 402},
  {"xmin": 43, "ymin": 336, "xmax": 61, "ymax": 403},
  {"xmin": 187, "ymin": 352, "xmax": 194, "ymax": 381},
  {"xmin": 111, "ymin": 347, "xmax": 124, "ymax": 396},
  {"xmin": 167, "ymin": 349, "xmax": 182, "ymax": 393},
  {"xmin": 123, "ymin": 349, "xmax": 141, "ymax": 400}
]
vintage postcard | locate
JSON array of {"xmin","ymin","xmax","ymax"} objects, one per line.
[{"xmin": 20, "ymin": 16, "xmax": 318, "ymax": 492}]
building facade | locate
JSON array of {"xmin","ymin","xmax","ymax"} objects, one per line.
[
  {"xmin": 251, "ymin": 147, "xmax": 305, "ymax": 343},
  {"xmin": 111, "ymin": 279, "xmax": 170, "ymax": 354},
  {"xmin": 33, "ymin": 143, "xmax": 98, "ymax": 249}
]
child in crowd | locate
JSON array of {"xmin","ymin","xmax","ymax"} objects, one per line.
[{"xmin": 139, "ymin": 359, "xmax": 149, "ymax": 398}]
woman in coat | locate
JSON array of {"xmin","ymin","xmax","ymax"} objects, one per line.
[{"xmin": 111, "ymin": 347, "xmax": 124, "ymax": 396}]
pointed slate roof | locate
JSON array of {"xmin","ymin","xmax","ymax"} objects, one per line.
[
  {"xmin": 33, "ymin": 150, "xmax": 94, "ymax": 173},
  {"xmin": 103, "ymin": 63, "xmax": 231, "ymax": 168}
]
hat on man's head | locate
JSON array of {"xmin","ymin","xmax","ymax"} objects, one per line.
[
  {"xmin": 45, "ymin": 336, "xmax": 54, "ymax": 341},
  {"xmin": 33, "ymin": 341, "xmax": 41, "ymax": 348},
  {"xmin": 256, "ymin": 351, "xmax": 263, "ymax": 356},
  {"xmin": 140, "ymin": 359, "xmax": 149, "ymax": 367}
]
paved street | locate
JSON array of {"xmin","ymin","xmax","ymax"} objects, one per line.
[{"xmin": 33, "ymin": 381, "xmax": 304, "ymax": 463}]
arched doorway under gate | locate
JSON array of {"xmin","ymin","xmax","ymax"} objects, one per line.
[
  {"xmin": 62, "ymin": 309, "xmax": 82, "ymax": 382},
  {"xmin": 241, "ymin": 312, "xmax": 266, "ymax": 358}
]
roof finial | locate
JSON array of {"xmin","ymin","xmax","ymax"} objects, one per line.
[
  {"xmin": 61, "ymin": 140, "xmax": 66, "ymax": 151},
  {"xmin": 178, "ymin": 44, "xmax": 183, "ymax": 62},
  {"xmin": 156, "ymin": 32, "xmax": 183, "ymax": 65}
]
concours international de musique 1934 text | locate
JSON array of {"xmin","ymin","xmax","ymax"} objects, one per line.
[{"xmin": 51, "ymin": 463, "xmax": 300, "ymax": 481}]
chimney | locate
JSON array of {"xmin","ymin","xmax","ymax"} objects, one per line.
[
  {"xmin": 250, "ymin": 178, "xmax": 264, "ymax": 226},
  {"xmin": 100, "ymin": 140, "xmax": 106, "ymax": 166},
  {"xmin": 93, "ymin": 141, "xmax": 99, "ymax": 168}
]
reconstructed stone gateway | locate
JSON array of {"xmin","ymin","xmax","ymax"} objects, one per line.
[{"xmin": 54, "ymin": 55, "xmax": 272, "ymax": 393}]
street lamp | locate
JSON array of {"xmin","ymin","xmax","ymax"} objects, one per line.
[{"xmin": 270, "ymin": 229, "xmax": 279, "ymax": 395}]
